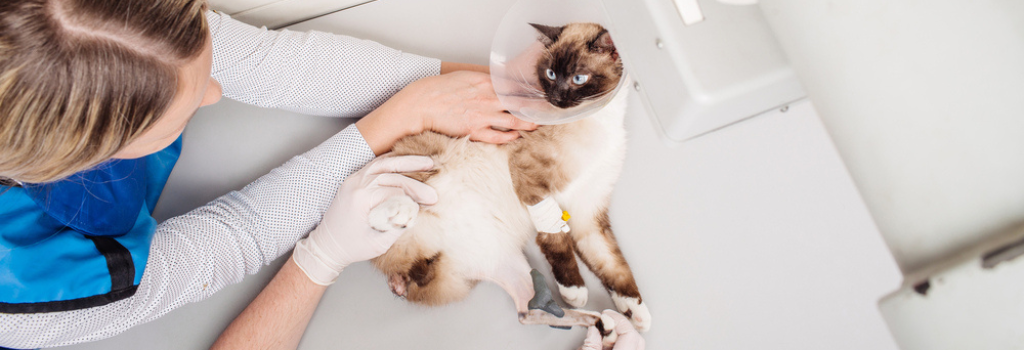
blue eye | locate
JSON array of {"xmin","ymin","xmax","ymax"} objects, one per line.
[
  {"xmin": 545, "ymin": 69, "xmax": 556, "ymax": 80},
  {"xmin": 572, "ymin": 74, "xmax": 590, "ymax": 85}
]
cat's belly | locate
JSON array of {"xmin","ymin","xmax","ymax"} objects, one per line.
[{"xmin": 409, "ymin": 138, "xmax": 533, "ymax": 275}]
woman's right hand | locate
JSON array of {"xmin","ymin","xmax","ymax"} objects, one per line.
[
  {"xmin": 355, "ymin": 71, "xmax": 537, "ymax": 155},
  {"xmin": 292, "ymin": 155, "xmax": 437, "ymax": 286}
]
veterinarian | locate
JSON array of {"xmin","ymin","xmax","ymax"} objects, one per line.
[{"xmin": 0, "ymin": 1, "xmax": 646, "ymax": 349}]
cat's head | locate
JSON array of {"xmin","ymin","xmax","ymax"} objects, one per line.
[{"xmin": 530, "ymin": 22, "xmax": 622, "ymax": 109}]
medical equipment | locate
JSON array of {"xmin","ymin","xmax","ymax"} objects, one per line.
[{"xmin": 527, "ymin": 198, "xmax": 571, "ymax": 234}]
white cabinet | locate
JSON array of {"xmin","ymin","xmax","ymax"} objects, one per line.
[{"xmin": 602, "ymin": 0, "xmax": 805, "ymax": 143}]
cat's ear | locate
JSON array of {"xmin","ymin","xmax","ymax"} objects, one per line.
[
  {"xmin": 530, "ymin": 23, "xmax": 563, "ymax": 46},
  {"xmin": 590, "ymin": 29, "xmax": 616, "ymax": 55}
]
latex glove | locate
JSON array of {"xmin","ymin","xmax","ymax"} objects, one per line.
[
  {"xmin": 292, "ymin": 155, "xmax": 437, "ymax": 285},
  {"xmin": 580, "ymin": 310, "xmax": 646, "ymax": 350}
]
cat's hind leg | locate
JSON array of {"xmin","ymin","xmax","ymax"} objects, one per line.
[
  {"xmin": 481, "ymin": 254, "xmax": 600, "ymax": 329},
  {"xmin": 570, "ymin": 209, "xmax": 652, "ymax": 332},
  {"xmin": 536, "ymin": 231, "xmax": 589, "ymax": 308}
]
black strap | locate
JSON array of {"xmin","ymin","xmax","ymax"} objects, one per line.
[
  {"xmin": 0, "ymin": 237, "xmax": 138, "ymax": 314},
  {"xmin": 0, "ymin": 285, "xmax": 138, "ymax": 314},
  {"xmin": 87, "ymin": 236, "xmax": 136, "ymax": 291}
]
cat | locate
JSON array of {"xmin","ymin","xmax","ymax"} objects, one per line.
[{"xmin": 366, "ymin": 22, "xmax": 651, "ymax": 332}]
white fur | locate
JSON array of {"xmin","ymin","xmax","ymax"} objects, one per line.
[
  {"xmin": 411, "ymin": 139, "xmax": 532, "ymax": 280},
  {"xmin": 555, "ymin": 80, "xmax": 630, "ymax": 233},
  {"xmin": 557, "ymin": 283, "xmax": 589, "ymax": 308},
  {"xmin": 368, "ymin": 195, "xmax": 419, "ymax": 231},
  {"xmin": 612, "ymin": 291, "xmax": 651, "ymax": 332}
]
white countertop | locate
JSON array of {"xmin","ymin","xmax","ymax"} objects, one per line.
[{"xmin": 58, "ymin": 0, "xmax": 901, "ymax": 349}]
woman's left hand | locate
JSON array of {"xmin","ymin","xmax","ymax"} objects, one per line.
[
  {"xmin": 403, "ymin": 70, "xmax": 538, "ymax": 143},
  {"xmin": 356, "ymin": 70, "xmax": 537, "ymax": 155}
]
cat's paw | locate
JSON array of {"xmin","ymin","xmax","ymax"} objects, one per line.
[
  {"xmin": 557, "ymin": 283, "xmax": 588, "ymax": 308},
  {"xmin": 388, "ymin": 273, "xmax": 409, "ymax": 297},
  {"xmin": 368, "ymin": 195, "xmax": 419, "ymax": 232},
  {"xmin": 598, "ymin": 312, "xmax": 618, "ymax": 347},
  {"xmin": 612, "ymin": 292, "xmax": 651, "ymax": 332}
]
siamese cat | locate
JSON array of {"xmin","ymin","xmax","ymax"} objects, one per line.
[{"xmin": 367, "ymin": 22, "xmax": 651, "ymax": 332}]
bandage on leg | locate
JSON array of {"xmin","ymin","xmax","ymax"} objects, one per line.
[{"xmin": 527, "ymin": 197, "xmax": 570, "ymax": 233}]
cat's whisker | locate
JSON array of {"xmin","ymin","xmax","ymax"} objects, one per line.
[
  {"xmin": 511, "ymin": 81, "xmax": 544, "ymax": 97},
  {"xmin": 582, "ymin": 87, "xmax": 617, "ymax": 101},
  {"xmin": 511, "ymin": 69, "xmax": 546, "ymax": 97}
]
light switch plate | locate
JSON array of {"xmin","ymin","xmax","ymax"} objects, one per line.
[
  {"xmin": 601, "ymin": 0, "xmax": 804, "ymax": 142},
  {"xmin": 209, "ymin": 0, "xmax": 374, "ymax": 29}
]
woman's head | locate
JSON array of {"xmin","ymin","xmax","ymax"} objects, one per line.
[{"xmin": 0, "ymin": 0, "xmax": 220, "ymax": 184}]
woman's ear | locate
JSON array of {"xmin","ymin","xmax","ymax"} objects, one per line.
[{"xmin": 200, "ymin": 78, "xmax": 223, "ymax": 107}]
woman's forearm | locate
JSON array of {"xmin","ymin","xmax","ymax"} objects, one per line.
[
  {"xmin": 211, "ymin": 257, "xmax": 327, "ymax": 350},
  {"xmin": 207, "ymin": 10, "xmax": 441, "ymax": 117},
  {"xmin": 0, "ymin": 126, "xmax": 375, "ymax": 349},
  {"xmin": 355, "ymin": 104, "xmax": 421, "ymax": 156}
]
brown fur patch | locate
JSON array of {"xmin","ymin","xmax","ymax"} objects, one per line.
[
  {"xmin": 373, "ymin": 243, "xmax": 475, "ymax": 306},
  {"xmin": 408, "ymin": 252, "xmax": 441, "ymax": 287},
  {"xmin": 507, "ymin": 125, "xmax": 575, "ymax": 205},
  {"xmin": 388, "ymin": 131, "xmax": 450, "ymax": 183},
  {"xmin": 536, "ymin": 232, "xmax": 586, "ymax": 287}
]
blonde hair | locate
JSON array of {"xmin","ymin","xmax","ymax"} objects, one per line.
[{"xmin": 0, "ymin": 0, "xmax": 208, "ymax": 184}]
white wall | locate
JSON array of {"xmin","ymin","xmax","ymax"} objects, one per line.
[{"xmin": 759, "ymin": 0, "xmax": 1024, "ymax": 276}]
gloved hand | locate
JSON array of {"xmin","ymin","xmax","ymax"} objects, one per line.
[
  {"xmin": 292, "ymin": 155, "xmax": 437, "ymax": 285},
  {"xmin": 580, "ymin": 310, "xmax": 646, "ymax": 350}
]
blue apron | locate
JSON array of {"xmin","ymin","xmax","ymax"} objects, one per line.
[{"xmin": 0, "ymin": 137, "xmax": 182, "ymax": 313}]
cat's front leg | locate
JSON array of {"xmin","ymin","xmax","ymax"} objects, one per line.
[
  {"xmin": 536, "ymin": 231, "xmax": 589, "ymax": 308},
  {"xmin": 368, "ymin": 195, "xmax": 419, "ymax": 231},
  {"xmin": 571, "ymin": 209, "xmax": 652, "ymax": 332}
]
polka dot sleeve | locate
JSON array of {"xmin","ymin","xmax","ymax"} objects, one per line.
[
  {"xmin": 0, "ymin": 125, "xmax": 376, "ymax": 349},
  {"xmin": 207, "ymin": 10, "xmax": 442, "ymax": 117}
]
